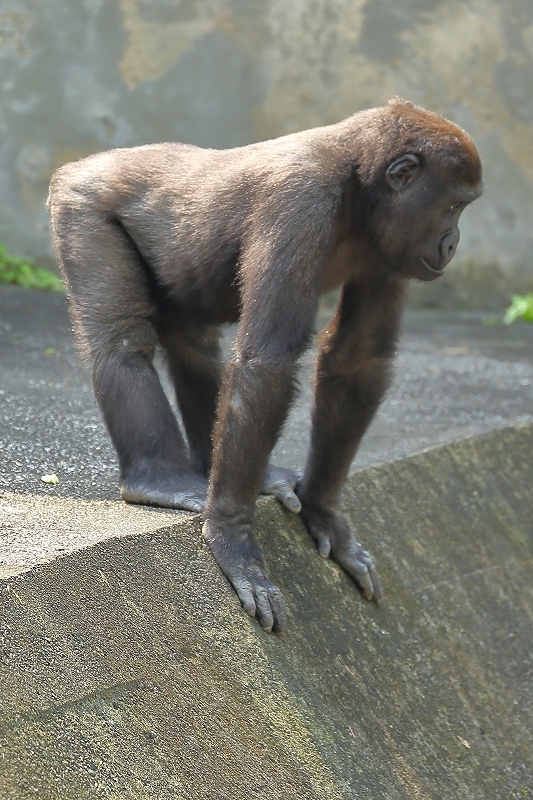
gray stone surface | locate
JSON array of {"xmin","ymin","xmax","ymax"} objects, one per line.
[
  {"xmin": 1, "ymin": 1, "xmax": 533, "ymax": 306},
  {"xmin": 1, "ymin": 425, "xmax": 533, "ymax": 799}
]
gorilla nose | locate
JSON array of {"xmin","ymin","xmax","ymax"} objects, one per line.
[{"xmin": 439, "ymin": 228, "xmax": 460, "ymax": 266}]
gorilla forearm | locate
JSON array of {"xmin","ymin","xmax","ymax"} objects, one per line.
[
  {"xmin": 208, "ymin": 358, "xmax": 297, "ymax": 515},
  {"xmin": 299, "ymin": 276, "xmax": 404, "ymax": 509},
  {"xmin": 299, "ymin": 361, "xmax": 392, "ymax": 508}
]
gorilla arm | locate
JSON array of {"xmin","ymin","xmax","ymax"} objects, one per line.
[
  {"xmin": 202, "ymin": 186, "xmax": 337, "ymax": 632},
  {"xmin": 297, "ymin": 276, "xmax": 408, "ymax": 603}
]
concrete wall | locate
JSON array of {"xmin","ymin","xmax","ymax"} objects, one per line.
[
  {"xmin": 2, "ymin": 423, "xmax": 533, "ymax": 798},
  {"xmin": 1, "ymin": 0, "xmax": 533, "ymax": 308}
]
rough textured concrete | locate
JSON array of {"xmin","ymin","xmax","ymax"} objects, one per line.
[
  {"xmin": 1, "ymin": 424, "xmax": 533, "ymax": 799},
  {"xmin": 1, "ymin": 0, "xmax": 533, "ymax": 306},
  {"xmin": 0, "ymin": 491, "xmax": 177, "ymax": 578}
]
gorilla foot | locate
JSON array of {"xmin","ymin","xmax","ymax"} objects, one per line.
[
  {"xmin": 120, "ymin": 471, "xmax": 208, "ymax": 513},
  {"xmin": 261, "ymin": 464, "xmax": 303, "ymax": 513}
]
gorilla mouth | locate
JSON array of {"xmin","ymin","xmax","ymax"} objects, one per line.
[{"xmin": 421, "ymin": 257, "xmax": 445, "ymax": 277}]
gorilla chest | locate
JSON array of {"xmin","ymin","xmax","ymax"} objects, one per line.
[{"xmin": 320, "ymin": 236, "xmax": 365, "ymax": 293}]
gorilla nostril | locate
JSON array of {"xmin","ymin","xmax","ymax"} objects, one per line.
[{"xmin": 440, "ymin": 228, "xmax": 460, "ymax": 263}]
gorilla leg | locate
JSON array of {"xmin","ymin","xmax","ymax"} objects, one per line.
[
  {"xmin": 51, "ymin": 207, "xmax": 206, "ymax": 512},
  {"xmin": 160, "ymin": 323, "xmax": 303, "ymax": 511},
  {"xmin": 160, "ymin": 324, "xmax": 222, "ymax": 478},
  {"xmin": 297, "ymin": 277, "xmax": 407, "ymax": 601},
  {"xmin": 94, "ymin": 348, "xmax": 207, "ymax": 512}
]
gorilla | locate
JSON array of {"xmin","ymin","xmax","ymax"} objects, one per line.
[{"xmin": 48, "ymin": 99, "xmax": 482, "ymax": 632}]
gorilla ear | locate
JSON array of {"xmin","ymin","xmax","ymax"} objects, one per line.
[{"xmin": 385, "ymin": 154, "xmax": 421, "ymax": 192}]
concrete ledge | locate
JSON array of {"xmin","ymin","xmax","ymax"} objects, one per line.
[{"xmin": 1, "ymin": 423, "xmax": 533, "ymax": 799}]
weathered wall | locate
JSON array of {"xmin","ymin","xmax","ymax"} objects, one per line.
[{"xmin": 1, "ymin": 0, "xmax": 533, "ymax": 307}]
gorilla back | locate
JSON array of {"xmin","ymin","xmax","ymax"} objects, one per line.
[{"xmin": 48, "ymin": 99, "xmax": 482, "ymax": 633}]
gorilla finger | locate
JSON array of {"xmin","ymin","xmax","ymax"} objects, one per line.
[
  {"xmin": 342, "ymin": 561, "xmax": 374, "ymax": 600},
  {"xmin": 235, "ymin": 580, "xmax": 256, "ymax": 617},
  {"xmin": 275, "ymin": 486, "xmax": 302, "ymax": 513},
  {"xmin": 358, "ymin": 549, "xmax": 376, "ymax": 571},
  {"xmin": 181, "ymin": 498, "xmax": 205, "ymax": 513},
  {"xmin": 318, "ymin": 536, "xmax": 331, "ymax": 558},
  {"xmin": 255, "ymin": 587, "xmax": 274, "ymax": 632},
  {"xmin": 356, "ymin": 567, "xmax": 375, "ymax": 600},
  {"xmin": 269, "ymin": 586, "xmax": 288, "ymax": 632},
  {"xmin": 357, "ymin": 552, "xmax": 384, "ymax": 603},
  {"xmin": 369, "ymin": 568, "xmax": 384, "ymax": 605}
]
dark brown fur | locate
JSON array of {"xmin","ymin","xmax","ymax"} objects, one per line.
[{"xmin": 48, "ymin": 99, "xmax": 482, "ymax": 632}]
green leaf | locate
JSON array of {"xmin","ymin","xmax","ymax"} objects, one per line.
[
  {"xmin": 503, "ymin": 294, "xmax": 533, "ymax": 324},
  {"xmin": 0, "ymin": 242, "xmax": 64, "ymax": 292}
]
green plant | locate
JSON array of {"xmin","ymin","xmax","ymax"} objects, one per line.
[
  {"xmin": 0, "ymin": 242, "xmax": 64, "ymax": 292},
  {"xmin": 503, "ymin": 294, "xmax": 533, "ymax": 324}
]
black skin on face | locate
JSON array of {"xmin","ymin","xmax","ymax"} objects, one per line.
[{"xmin": 47, "ymin": 99, "xmax": 482, "ymax": 633}]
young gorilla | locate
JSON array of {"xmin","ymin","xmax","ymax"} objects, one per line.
[{"xmin": 48, "ymin": 99, "xmax": 482, "ymax": 633}]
